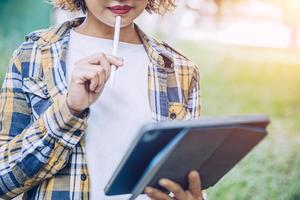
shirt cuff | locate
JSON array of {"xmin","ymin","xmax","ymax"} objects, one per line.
[{"xmin": 43, "ymin": 93, "xmax": 89, "ymax": 149}]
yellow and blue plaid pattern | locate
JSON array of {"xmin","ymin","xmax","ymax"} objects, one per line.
[{"xmin": 0, "ymin": 17, "xmax": 201, "ymax": 199}]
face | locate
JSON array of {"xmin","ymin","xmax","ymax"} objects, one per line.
[{"xmin": 85, "ymin": 0, "xmax": 148, "ymax": 28}]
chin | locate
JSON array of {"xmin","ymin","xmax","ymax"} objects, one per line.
[{"xmin": 121, "ymin": 20, "xmax": 134, "ymax": 28}]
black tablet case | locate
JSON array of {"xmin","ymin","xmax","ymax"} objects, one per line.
[
  {"xmin": 104, "ymin": 115, "xmax": 269, "ymax": 198},
  {"xmin": 147, "ymin": 126, "xmax": 267, "ymax": 191}
]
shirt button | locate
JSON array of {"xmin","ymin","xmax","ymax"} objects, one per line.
[
  {"xmin": 81, "ymin": 174, "xmax": 87, "ymax": 181},
  {"xmin": 32, "ymin": 36, "xmax": 40, "ymax": 41},
  {"xmin": 42, "ymin": 88, "xmax": 49, "ymax": 96},
  {"xmin": 170, "ymin": 112, "xmax": 177, "ymax": 120}
]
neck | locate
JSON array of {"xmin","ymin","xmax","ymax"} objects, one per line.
[{"xmin": 74, "ymin": 13, "xmax": 142, "ymax": 44}]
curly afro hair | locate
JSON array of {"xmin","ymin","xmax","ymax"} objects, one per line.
[{"xmin": 51, "ymin": 0, "xmax": 176, "ymax": 15}]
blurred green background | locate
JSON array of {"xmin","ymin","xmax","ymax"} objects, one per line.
[
  {"xmin": 176, "ymin": 41, "xmax": 300, "ymax": 199},
  {"xmin": 0, "ymin": 0, "xmax": 299, "ymax": 200},
  {"xmin": 0, "ymin": 0, "xmax": 51, "ymax": 81}
]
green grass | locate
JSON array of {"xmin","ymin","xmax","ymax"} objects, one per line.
[{"xmin": 175, "ymin": 41, "xmax": 300, "ymax": 200}]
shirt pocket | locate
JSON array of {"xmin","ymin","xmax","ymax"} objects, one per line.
[
  {"xmin": 22, "ymin": 77, "xmax": 52, "ymax": 119},
  {"xmin": 168, "ymin": 102, "xmax": 189, "ymax": 120}
]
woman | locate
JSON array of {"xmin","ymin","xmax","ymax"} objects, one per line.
[{"xmin": 0, "ymin": 0, "xmax": 202, "ymax": 199}]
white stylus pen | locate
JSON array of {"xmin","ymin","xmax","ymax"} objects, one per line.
[{"xmin": 110, "ymin": 16, "xmax": 121, "ymax": 87}]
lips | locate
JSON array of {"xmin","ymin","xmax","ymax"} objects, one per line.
[{"xmin": 108, "ymin": 5, "xmax": 133, "ymax": 15}]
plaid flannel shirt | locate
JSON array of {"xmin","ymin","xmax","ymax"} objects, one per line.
[{"xmin": 0, "ymin": 17, "xmax": 201, "ymax": 200}]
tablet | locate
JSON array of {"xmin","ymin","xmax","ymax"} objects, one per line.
[{"xmin": 104, "ymin": 115, "xmax": 269, "ymax": 199}]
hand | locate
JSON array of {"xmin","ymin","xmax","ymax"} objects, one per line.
[
  {"xmin": 144, "ymin": 171, "xmax": 203, "ymax": 200},
  {"xmin": 67, "ymin": 53, "xmax": 124, "ymax": 115}
]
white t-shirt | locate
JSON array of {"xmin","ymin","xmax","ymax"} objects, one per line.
[{"xmin": 66, "ymin": 29, "xmax": 153, "ymax": 200}]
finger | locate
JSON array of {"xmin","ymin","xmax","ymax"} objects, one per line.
[
  {"xmin": 158, "ymin": 179, "xmax": 186, "ymax": 200},
  {"xmin": 89, "ymin": 72, "xmax": 99, "ymax": 92},
  {"xmin": 104, "ymin": 54, "xmax": 124, "ymax": 67},
  {"xmin": 99, "ymin": 54, "xmax": 113, "ymax": 81},
  {"xmin": 87, "ymin": 53, "xmax": 124, "ymax": 68},
  {"xmin": 74, "ymin": 68, "xmax": 101, "ymax": 94},
  {"xmin": 74, "ymin": 67, "xmax": 97, "ymax": 91},
  {"xmin": 79, "ymin": 66, "xmax": 102, "ymax": 92},
  {"xmin": 144, "ymin": 187, "xmax": 172, "ymax": 200},
  {"xmin": 95, "ymin": 68, "xmax": 106, "ymax": 93},
  {"xmin": 91, "ymin": 54, "xmax": 123, "ymax": 81},
  {"xmin": 188, "ymin": 171, "xmax": 202, "ymax": 198}
]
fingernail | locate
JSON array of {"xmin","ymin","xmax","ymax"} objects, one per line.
[
  {"xmin": 159, "ymin": 179, "xmax": 168, "ymax": 186},
  {"xmin": 145, "ymin": 187, "xmax": 152, "ymax": 193},
  {"xmin": 191, "ymin": 170, "xmax": 199, "ymax": 178}
]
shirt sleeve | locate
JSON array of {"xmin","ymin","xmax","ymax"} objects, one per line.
[
  {"xmin": 187, "ymin": 64, "xmax": 201, "ymax": 119},
  {"xmin": 0, "ymin": 49, "xmax": 88, "ymax": 199}
]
